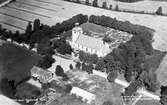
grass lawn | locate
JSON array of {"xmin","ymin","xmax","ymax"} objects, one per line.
[{"xmin": 0, "ymin": 42, "xmax": 41, "ymax": 84}]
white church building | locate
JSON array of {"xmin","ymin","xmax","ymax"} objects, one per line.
[{"xmin": 71, "ymin": 23, "xmax": 111, "ymax": 57}]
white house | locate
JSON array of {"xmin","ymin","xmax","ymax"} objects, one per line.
[
  {"xmin": 70, "ymin": 86, "xmax": 96, "ymax": 104},
  {"xmin": 71, "ymin": 23, "xmax": 110, "ymax": 57}
]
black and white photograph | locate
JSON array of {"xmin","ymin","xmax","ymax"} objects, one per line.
[{"xmin": 0, "ymin": 0, "xmax": 167, "ymax": 105}]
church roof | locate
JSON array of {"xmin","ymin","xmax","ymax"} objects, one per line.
[
  {"xmin": 72, "ymin": 26, "xmax": 83, "ymax": 32},
  {"xmin": 75, "ymin": 34, "xmax": 110, "ymax": 54}
]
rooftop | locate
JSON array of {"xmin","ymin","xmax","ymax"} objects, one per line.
[{"xmin": 31, "ymin": 66, "xmax": 53, "ymax": 83}]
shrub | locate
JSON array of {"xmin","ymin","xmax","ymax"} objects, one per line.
[
  {"xmin": 107, "ymin": 70, "xmax": 118, "ymax": 82},
  {"xmin": 92, "ymin": 0, "xmax": 98, "ymax": 7},
  {"xmin": 75, "ymin": 62, "xmax": 81, "ymax": 69},
  {"xmin": 55, "ymin": 65, "xmax": 64, "ymax": 76},
  {"xmin": 85, "ymin": 0, "xmax": 89, "ymax": 5},
  {"xmin": 69, "ymin": 64, "xmax": 73, "ymax": 69},
  {"xmin": 109, "ymin": 5, "xmax": 112, "ymax": 10}
]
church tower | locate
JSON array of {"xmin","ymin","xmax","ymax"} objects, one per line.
[{"xmin": 72, "ymin": 23, "xmax": 83, "ymax": 43}]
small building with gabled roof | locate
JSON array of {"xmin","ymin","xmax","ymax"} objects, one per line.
[{"xmin": 30, "ymin": 66, "xmax": 53, "ymax": 83}]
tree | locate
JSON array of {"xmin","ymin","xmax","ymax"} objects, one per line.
[
  {"xmin": 107, "ymin": 70, "xmax": 118, "ymax": 82},
  {"xmin": 62, "ymin": 74, "xmax": 69, "ymax": 81},
  {"xmin": 33, "ymin": 19, "xmax": 40, "ymax": 31},
  {"xmin": 65, "ymin": 84, "xmax": 72, "ymax": 93},
  {"xmin": 40, "ymin": 25, "xmax": 51, "ymax": 38},
  {"xmin": 76, "ymin": 0, "xmax": 80, "ymax": 3},
  {"xmin": 92, "ymin": 0, "xmax": 98, "ymax": 7},
  {"xmin": 115, "ymin": 5, "xmax": 119, "ymax": 11},
  {"xmin": 37, "ymin": 55, "xmax": 55, "ymax": 69},
  {"xmin": 0, "ymin": 78, "xmax": 16, "ymax": 98},
  {"xmin": 79, "ymin": 51, "xmax": 98, "ymax": 64},
  {"xmin": 85, "ymin": 0, "xmax": 89, "ymax": 5},
  {"xmin": 69, "ymin": 64, "xmax": 73, "ymax": 70},
  {"xmin": 86, "ymin": 64, "xmax": 94, "ymax": 74},
  {"xmin": 82, "ymin": 62, "xmax": 86, "ymax": 71},
  {"xmin": 156, "ymin": 6, "xmax": 162, "ymax": 15},
  {"xmin": 102, "ymin": 2, "xmax": 107, "ymax": 9},
  {"xmin": 55, "ymin": 65, "xmax": 64, "ymax": 76},
  {"xmin": 37, "ymin": 43, "xmax": 55, "ymax": 56},
  {"xmin": 160, "ymin": 86, "xmax": 167, "ymax": 105},
  {"xmin": 30, "ymin": 30, "xmax": 47, "ymax": 45},
  {"xmin": 25, "ymin": 22, "xmax": 32, "ymax": 42},
  {"xmin": 95, "ymin": 58, "xmax": 105, "ymax": 71},
  {"xmin": 53, "ymin": 38, "xmax": 73, "ymax": 55},
  {"xmin": 109, "ymin": 5, "xmax": 112, "ymax": 10},
  {"xmin": 102, "ymin": 101, "xmax": 113, "ymax": 105},
  {"xmin": 75, "ymin": 62, "xmax": 81, "ymax": 69}
]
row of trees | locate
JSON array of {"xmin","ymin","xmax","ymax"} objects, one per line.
[
  {"xmin": 75, "ymin": 62, "xmax": 94, "ymax": 74},
  {"xmin": 79, "ymin": 51, "xmax": 99, "ymax": 64},
  {"xmin": 66, "ymin": 0, "xmax": 163, "ymax": 15}
]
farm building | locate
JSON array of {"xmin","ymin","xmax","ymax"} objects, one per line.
[
  {"xmin": 71, "ymin": 23, "xmax": 111, "ymax": 57},
  {"xmin": 93, "ymin": 70, "xmax": 107, "ymax": 79},
  {"xmin": 30, "ymin": 66, "xmax": 53, "ymax": 83},
  {"xmin": 70, "ymin": 86, "xmax": 96, "ymax": 104}
]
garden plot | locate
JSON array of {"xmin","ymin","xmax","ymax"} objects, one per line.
[
  {"xmin": 0, "ymin": 23, "xmax": 24, "ymax": 33},
  {"xmin": 0, "ymin": 7, "xmax": 49, "ymax": 23},
  {"xmin": 0, "ymin": 13, "xmax": 28, "ymax": 30},
  {"xmin": 17, "ymin": 0, "xmax": 60, "ymax": 12},
  {"xmin": 8, "ymin": 2, "xmax": 52, "ymax": 18}
]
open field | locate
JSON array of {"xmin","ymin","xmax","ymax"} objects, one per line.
[
  {"xmin": 0, "ymin": 0, "xmax": 166, "ymax": 52},
  {"xmin": 80, "ymin": 0, "xmax": 167, "ymax": 14}
]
